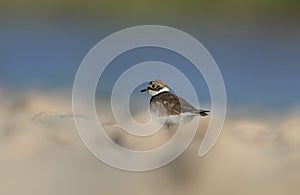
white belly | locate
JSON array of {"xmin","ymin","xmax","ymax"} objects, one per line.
[{"xmin": 156, "ymin": 112, "xmax": 197, "ymax": 126}]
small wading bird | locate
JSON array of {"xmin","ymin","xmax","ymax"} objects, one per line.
[{"xmin": 140, "ymin": 80, "xmax": 209, "ymax": 127}]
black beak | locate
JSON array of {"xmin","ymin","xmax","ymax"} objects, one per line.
[{"xmin": 140, "ymin": 88, "xmax": 148, "ymax": 92}]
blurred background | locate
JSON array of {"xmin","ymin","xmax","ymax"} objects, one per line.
[{"xmin": 0, "ymin": 0, "xmax": 300, "ymax": 195}]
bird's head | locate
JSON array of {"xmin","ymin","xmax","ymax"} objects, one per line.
[{"xmin": 140, "ymin": 80, "xmax": 170, "ymax": 96}]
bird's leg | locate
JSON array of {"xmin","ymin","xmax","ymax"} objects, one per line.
[{"xmin": 166, "ymin": 122, "xmax": 170, "ymax": 129}]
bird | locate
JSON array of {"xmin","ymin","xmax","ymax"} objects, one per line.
[{"xmin": 140, "ymin": 80, "xmax": 209, "ymax": 127}]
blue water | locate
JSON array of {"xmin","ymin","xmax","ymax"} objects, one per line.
[{"xmin": 0, "ymin": 25, "xmax": 299, "ymax": 111}]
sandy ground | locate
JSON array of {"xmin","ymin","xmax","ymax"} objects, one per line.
[{"xmin": 0, "ymin": 89, "xmax": 299, "ymax": 195}]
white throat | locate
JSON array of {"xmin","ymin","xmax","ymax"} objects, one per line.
[{"xmin": 148, "ymin": 87, "xmax": 169, "ymax": 96}]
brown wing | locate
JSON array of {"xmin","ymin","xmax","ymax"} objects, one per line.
[
  {"xmin": 178, "ymin": 97, "xmax": 199, "ymax": 113},
  {"xmin": 179, "ymin": 97, "xmax": 210, "ymax": 115},
  {"xmin": 150, "ymin": 92, "xmax": 198, "ymax": 116}
]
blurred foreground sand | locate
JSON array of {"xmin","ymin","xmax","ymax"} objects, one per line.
[{"xmin": 0, "ymin": 90, "xmax": 299, "ymax": 195}]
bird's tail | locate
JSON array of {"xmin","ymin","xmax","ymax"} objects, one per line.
[{"xmin": 198, "ymin": 109, "xmax": 210, "ymax": 116}]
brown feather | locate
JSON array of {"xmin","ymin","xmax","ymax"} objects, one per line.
[{"xmin": 150, "ymin": 91, "xmax": 208, "ymax": 116}]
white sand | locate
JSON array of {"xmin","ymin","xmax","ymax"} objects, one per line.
[{"xmin": 0, "ymin": 90, "xmax": 299, "ymax": 195}]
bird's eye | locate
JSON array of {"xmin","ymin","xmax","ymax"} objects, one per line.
[{"xmin": 151, "ymin": 84, "xmax": 157, "ymax": 88}]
